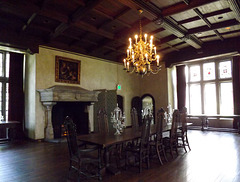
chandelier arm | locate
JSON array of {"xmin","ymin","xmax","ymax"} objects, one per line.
[
  {"xmin": 150, "ymin": 66, "xmax": 162, "ymax": 74},
  {"xmin": 127, "ymin": 66, "xmax": 136, "ymax": 74}
]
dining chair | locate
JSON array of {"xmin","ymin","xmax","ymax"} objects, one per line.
[
  {"xmin": 177, "ymin": 107, "xmax": 191, "ymax": 152},
  {"xmin": 163, "ymin": 109, "xmax": 180, "ymax": 158},
  {"xmin": 131, "ymin": 107, "xmax": 139, "ymax": 132},
  {"xmin": 97, "ymin": 108, "xmax": 109, "ymax": 133},
  {"xmin": 64, "ymin": 116, "xmax": 102, "ymax": 181},
  {"xmin": 149, "ymin": 108, "xmax": 168, "ymax": 165},
  {"xmin": 125, "ymin": 114, "xmax": 152, "ymax": 173}
]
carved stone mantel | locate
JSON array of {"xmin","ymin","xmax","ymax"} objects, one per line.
[{"xmin": 37, "ymin": 85, "xmax": 100, "ymax": 141}]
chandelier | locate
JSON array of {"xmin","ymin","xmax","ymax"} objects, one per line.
[{"xmin": 123, "ymin": 10, "xmax": 161, "ymax": 76}]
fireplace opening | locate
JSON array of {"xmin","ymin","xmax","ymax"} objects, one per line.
[{"xmin": 52, "ymin": 102, "xmax": 90, "ymax": 139}]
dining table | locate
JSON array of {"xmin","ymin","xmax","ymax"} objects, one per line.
[{"xmin": 77, "ymin": 122, "xmax": 191, "ymax": 174}]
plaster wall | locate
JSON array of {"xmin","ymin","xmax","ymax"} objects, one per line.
[
  {"xmin": 32, "ymin": 47, "xmax": 141, "ymax": 139},
  {"xmin": 140, "ymin": 63, "xmax": 169, "ymax": 115}
]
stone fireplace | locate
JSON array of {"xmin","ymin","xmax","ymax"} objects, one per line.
[{"xmin": 38, "ymin": 85, "xmax": 100, "ymax": 141}]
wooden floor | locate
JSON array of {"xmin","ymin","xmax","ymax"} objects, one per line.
[{"xmin": 1, "ymin": 130, "xmax": 240, "ymax": 182}]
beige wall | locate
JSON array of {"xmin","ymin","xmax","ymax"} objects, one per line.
[
  {"xmin": 140, "ymin": 63, "xmax": 169, "ymax": 116},
  {"xmin": 24, "ymin": 46, "xmax": 169, "ymax": 140},
  {"xmin": 26, "ymin": 46, "xmax": 143, "ymax": 139}
]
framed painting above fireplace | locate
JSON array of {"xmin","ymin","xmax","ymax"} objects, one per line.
[{"xmin": 55, "ymin": 56, "xmax": 81, "ymax": 84}]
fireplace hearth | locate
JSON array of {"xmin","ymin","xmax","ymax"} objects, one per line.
[{"xmin": 52, "ymin": 102, "xmax": 90, "ymax": 138}]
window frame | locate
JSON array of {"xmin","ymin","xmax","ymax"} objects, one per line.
[
  {"xmin": 0, "ymin": 51, "xmax": 9, "ymax": 121},
  {"xmin": 186, "ymin": 58, "xmax": 233, "ymax": 115}
]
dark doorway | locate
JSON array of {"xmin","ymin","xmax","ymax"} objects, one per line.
[
  {"xmin": 131, "ymin": 96, "xmax": 142, "ymax": 126},
  {"xmin": 117, "ymin": 95, "xmax": 124, "ymax": 112}
]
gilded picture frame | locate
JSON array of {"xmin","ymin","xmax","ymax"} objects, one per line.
[{"xmin": 55, "ymin": 56, "xmax": 80, "ymax": 84}]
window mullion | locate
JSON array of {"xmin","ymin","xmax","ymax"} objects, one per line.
[
  {"xmin": 200, "ymin": 64, "xmax": 204, "ymax": 114},
  {"xmin": 215, "ymin": 61, "xmax": 220, "ymax": 114}
]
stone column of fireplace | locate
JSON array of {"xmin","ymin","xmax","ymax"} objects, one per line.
[{"xmin": 43, "ymin": 101, "xmax": 56, "ymax": 140}]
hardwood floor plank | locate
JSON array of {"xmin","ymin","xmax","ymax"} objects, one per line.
[{"xmin": 0, "ymin": 131, "xmax": 240, "ymax": 182}]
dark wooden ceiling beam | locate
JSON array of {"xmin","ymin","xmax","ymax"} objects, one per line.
[
  {"xmin": 213, "ymin": 30, "xmax": 224, "ymax": 41},
  {"xmin": 49, "ymin": 0, "xmax": 103, "ymax": 41},
  {"xmin": 148, "ymin": 27, "xmax": 165, "ymax": 35},
  {"xmin": 164, "ymin": 36, "xmax": 240, "ymax": 67},
  {"xmin": 158, "ymin": 42, "xmax": 186, "ymax": 55},
  {"xmin": 21, "ymin": 0, "xmax": 49, "ymax": 32},
  {"xmin": 193, "ymin": 8, "xmax": 211, "ymax": 28},
  {"xmin": 178, "ymin": 8, "xmax": 232, "ymax": 25},
  {"xmin": 72, "ymin": 0, "xmax": 85, "ymax": 6},
  {"xmin": 160, "ymin": 35, "xmax": 178, "ymax": 44},
  {"xmin": 97, "ymin": 7, "xmax": 131, "ymax": 29},
  {"xmin": 104, "ymin": 45, "xmax": 125, "ymax": 56},
  {"xmin": 199, "ymin": 29, "xmax": 240, "ymax": 39},
  {"xmin": 161, "ymin": 0, "xmax": 219, "ymax": 17},
  {"xmin": 21, "ymin": 13, "xmax": 37, "ymax": 31},
  {"xmin": 193, "ymin": 8, "xmax": 223, "ymax": 41},
  {"xmin": 74, "ymin": 21, "xmax": 114, "ymax": 39},
  {"xmin": 119, "ymin": 0, "xmax": 202, "ymax": 49},
  {"xmin": 183, "ymin": 0, "xmax": 190, "ymax": 5},
  {"xmin": 228, "ymin": 0, "xmax": 240, "ymax": 22},
  {"xmin": 0, "ymin": 26, "xmax": 41, "ymax": 53},
  {"xmin": 67, "ymin": 32, "xmax": 89, "ymax": 47},
  {"xmin": 188, "ymin": 19, "xmax": 239, "ymax": 34},
  {"xmin": 90, "ymin": 17, "xmax": 151, "ymax": 53},
  {"xmin": 70, "ymin": 0, "xmax": 104, "ymax": 22},
  {"xmin": 49, "ymin": 22, "xmax": 70, "ymax": 40}
]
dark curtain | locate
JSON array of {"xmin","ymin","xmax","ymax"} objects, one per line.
[
  {"xmin": 8, "ymin": 52, "xmax": 24, "ymax": 123},
  {"xmin": 176, "ymin": 65, "xmax": 186, "ymax": 110},
  {"xmin": 232, "ymin": 56, "xmax": 240, "ymax": 129}
]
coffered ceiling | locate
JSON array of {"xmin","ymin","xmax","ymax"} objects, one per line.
[{"xmin": 0, "ymin": 0, "xmax": 239, "ymax": 66}]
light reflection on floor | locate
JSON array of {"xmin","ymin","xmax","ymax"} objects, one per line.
[{"xmin": 186, "ymin": 131, "xmax": 239, "ymax": 182}]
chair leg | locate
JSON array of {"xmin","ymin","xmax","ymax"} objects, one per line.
[
  {"xmin": 98, "ymin": 149, "xmax": 102, "ymax": 181},
  {"xmin": 175, "ymin": 142, "xmax": 179, "ymax": 155},
  {"xmin": 161, "ymin": 144, "xmax": 168, "ymax": 162},
  {"xmin": 147, "ymin": 150, "xmax": 150, "ymax": 169},
  {"xmin": 156, "ymin": 144, "xmax": 163, "ymax": 165},
  {"xmin": 125, "ymin": 151, "xmax": 128, "ymax": 170},
  {"xmin": 170, "ymin": 145, "xmax": 174, "ymax": 158},
  {"xmin": 139, "ymin": 152, "xmax": 142, "ymax": 173},
  {"xmin": 182, "ymin": 136, "xmax": 187, "ymax": 153},
  {"xmin": 186, "ymin": 133, "xmax": 191, "ymax": 151}
]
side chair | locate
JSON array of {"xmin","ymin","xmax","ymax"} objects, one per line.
[
  {"xmin": 177, "ymin": 107, "xmax": 191, "ymax": 152},
  {"xmin": 125, "ymin": 115, "xmax": 152, "ymax": 173},
  {"xmin": 64, "ymin": 116, "xmax": 102, "ymax": 181},
  {"xmin": 163, "ymin": 109, "xmax": 180, "ymax": 158},
  {"xmin": 149, "ymin": 108, "xmax": 168, "ymax": 165}
]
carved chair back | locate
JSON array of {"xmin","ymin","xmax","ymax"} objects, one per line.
[
  {"xmin": 131, "ymin": 107, "xmax": 139, "ymax": 131},
  {"xmin": 97, "ymin": 108, "xmax": 109, "ymax": 133}
]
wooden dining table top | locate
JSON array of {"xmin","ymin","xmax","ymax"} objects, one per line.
[{"xmin": 77, "ymin": 123, "xmax": 188, "ymax": 148}]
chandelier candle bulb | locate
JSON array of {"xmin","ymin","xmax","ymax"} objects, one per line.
[
  {"xmin": 135, "ymin": 35, "xmax": 138, "ymax": 44},
  {"xmin": 156, "ymin": 55, "xmax": 160, "ymax": 66},
  {"xmin": 144, "ymin": 34, "xmax": 147, "ymax": 43},
  {"xmin": 127, "ymin": 62, "xmax": 130, "ymax": 71},
  {"xmin": 154, "ymin": 47, "xmax": 156, "ymax": 55}
]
